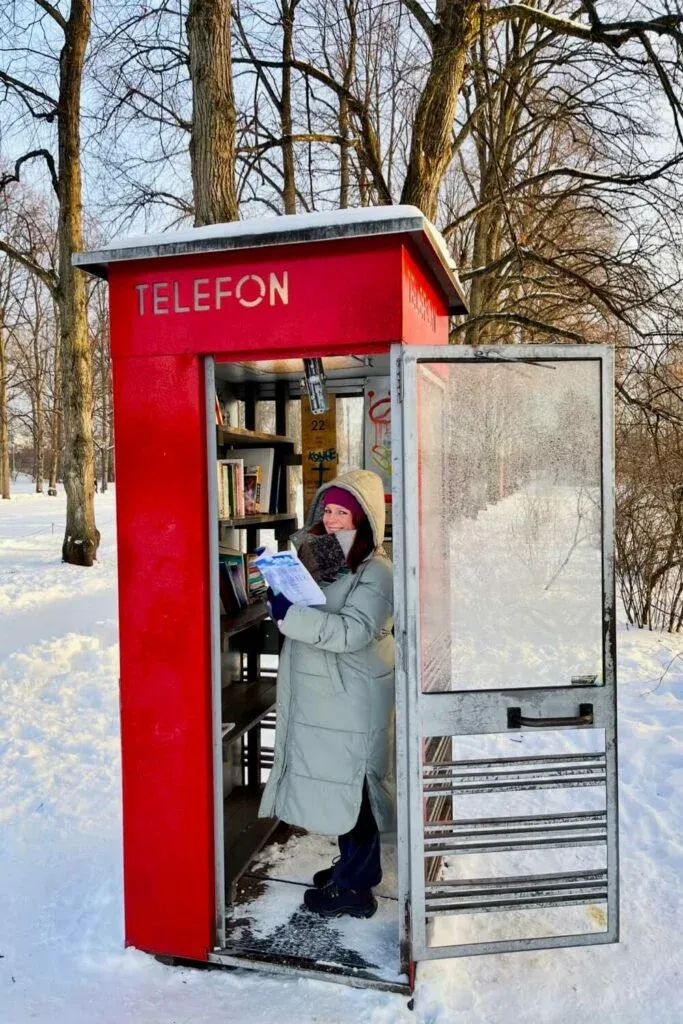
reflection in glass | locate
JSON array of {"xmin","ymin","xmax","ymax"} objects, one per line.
[{"xmin": 417, "ymin": 360, "xmax": 603, "ymax": 692}]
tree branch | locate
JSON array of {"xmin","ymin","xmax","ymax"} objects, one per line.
[
  {"xmin": 235, "ymin": 56, "xmax": 392, "ymax": 204},
  {"xmin": 487, "ymin": 4, "xmax": 683, "ymax": 48},
  {"xmin": 450, "ymin": 312, "xmax": 586, "ymax": 343},
  {"xmin": 616, "ymin": 379, "xmax": 683, "ymax": 426},
  {"xmin": 637, "ymin": 29, "xmax": 683, "ymax": 146},
  {"xmin": 0, "ymin": 150, "xmax": 60, "ymax": 197},
  {"xmin": 0, "ymin": 70, "xmax": 58, "ymax": 116},
  {"xmin": 400, "ymin": 0, "xmax": 436, "ymax": 43},
  {"xmin": 442, "ymin": 154, "xmax": 683, "ymax": 234},
  {"xmin": 520, "ymin": 247, "xmax": 638, "ymax": 328},
  {"xmin": 460, "ymin": 246, "xmax": 518, "ymax": 281},
  {"xmin": 34, "ymin": 0, "xmax": 68, "ymax": 32},
  {"xmin": 238, "ymin": 133, "xmax": 356, "ymax": 155},
  {"xmin": 0, "ymin": 240, "xmax": 58, "ymax": 297}
]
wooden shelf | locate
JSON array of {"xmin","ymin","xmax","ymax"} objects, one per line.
[
  {"xmin": 221, "ymin": 601, "xmax": 269, "ymax": 637},
  {"xmin": 222, "ymin": 680, "xmax": 276, "ymax": 743},
  {"xmin": 219, "ymin": 512, "xmax": 297, "ymax": 528},
  {"xmin": 224, "ymin": 785, "xmax": 278, "ymax": 896},
  {"xmin": 218, "ymin": 425, "xmax": 295, "ymax": 447}
]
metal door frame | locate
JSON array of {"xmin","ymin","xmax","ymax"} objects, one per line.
[
  {"xmin": 392, "ymin": 344, "xmax": 618, "ymax": 961},
  {"xmin": 205, "ymin": 355, "xmax": 226, "ymax": 950}
]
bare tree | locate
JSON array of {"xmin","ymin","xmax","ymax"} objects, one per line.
[
  {"xmin": 397, "ymin": 1, "xmax": 683, "ymax": 221},
  {"xmin": 0, "ymin": 305, "xmax": 9, "ymax": 499},
  {"xmin": 0, "ymin": 1, "xmax": 99, "ymax": 563},
  {"xmin": 89, "ymin": 281, "xmax": 113, "ymax": 492},
  {"xmin": 0, "ymin": 185, "xmax": 51, "ymax": 497},
  {"xmin": 47, "ymin": 297, "xmax": 62, "ymax": 497},
  {"xmin": 616, "ymin": 353, "xmax": 683, "ymax": 632},
  {"xmin": 432, "ymin": 11, "xmax": 683, "ymax": 352}
]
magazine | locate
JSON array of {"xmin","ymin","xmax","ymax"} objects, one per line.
[{"xmin": 253, "ymin": 550, "xmax": 326, "ymax": 606}]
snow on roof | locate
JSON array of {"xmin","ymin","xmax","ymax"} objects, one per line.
[
  {"xmin": 105, "ymin": 205, "xmax": 426, "ymax": 251},
  {"xmin": 73, "ymin": 205, "xmax": 468, "ymax": 313}
]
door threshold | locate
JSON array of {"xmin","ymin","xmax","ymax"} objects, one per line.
[{"xmin": 208, "ymin": 946, "xmax": 410, "ymax": 994}]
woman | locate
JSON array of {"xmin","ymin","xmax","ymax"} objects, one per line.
[{"xmin": 258, "ymin": 469, "xmax": 395, "ymax": 920}]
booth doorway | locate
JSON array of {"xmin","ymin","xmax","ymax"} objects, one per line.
[{"xmin": 205, "ymin": 354, "xmax": 408, "ymax": 992}]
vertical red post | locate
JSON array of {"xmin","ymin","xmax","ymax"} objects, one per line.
[{"xmin": 113, "ymin": 352, "xmax": 214, "ymax": 958}]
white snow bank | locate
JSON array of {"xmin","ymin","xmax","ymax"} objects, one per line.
[{"xmin": 0, "ymin": 486, "xmax": 682, "ymax": 1022}]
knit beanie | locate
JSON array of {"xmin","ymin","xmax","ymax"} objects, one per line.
[{"xmin": 322, "ymin": 486, "xmax": 365, "ymax": 526}]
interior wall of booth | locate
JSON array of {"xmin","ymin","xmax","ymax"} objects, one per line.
[{"xmin": 214, "ymin": 384, "xmax": 369, "ymax": 523}]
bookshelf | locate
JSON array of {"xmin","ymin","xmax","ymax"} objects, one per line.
[
  {"xmin": 218, "ymin": 512, "xmax": 296, "ymax": 528},
  {"xmin": 224, "ymin": 785, "xmax": 279, "ymax": 896},
  {"xmin": 218, "ymin": 425, "xmax": 296, "ymax": 447},
  {"xmin": 221, "ymin": 600, "xmax": 268, "ymax": 637},
  {"xmin": 216, "ymin": 395, "xmax": 297, "ymax": 899},
  {"xmin": 221, "ymin": 679, "xmax": 277, "ymax": 742}
]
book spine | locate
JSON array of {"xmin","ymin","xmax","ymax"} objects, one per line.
[
  {"xmin": 236, "ymin": 460, "xmax": 245, "ymax": 518},
  {"xmin": 218, "ymin": 561, "xmax": 239, "ymax": 614},
  {"xmin": 227, "ymin": 462, "xmax": 235, "ymax": 516},
  {"xmin": 228, "ymin": 562, "xmax": 248, "ymax": 608},
  {"xmin": 217, "ymin": 463, "xmax": 226, "ymax": 519}
]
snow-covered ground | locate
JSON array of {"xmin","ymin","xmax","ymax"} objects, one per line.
[{"xmin": 1, "ymin": 480, "xmax": 682, "ymax": 1023}]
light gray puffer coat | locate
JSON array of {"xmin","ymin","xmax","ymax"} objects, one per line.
[{"xmin": 258, "ymin": 469, "xmax": 395, "ymax": 836}]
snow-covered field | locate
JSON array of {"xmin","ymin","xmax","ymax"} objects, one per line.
[{"xmin": 1, "ymin": 480, "xmax": 682, "ymax": 1023}]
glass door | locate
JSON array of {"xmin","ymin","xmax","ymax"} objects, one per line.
[{"xmin": 392, "ymin": 345, "xmax": 618, "ymax": 961}]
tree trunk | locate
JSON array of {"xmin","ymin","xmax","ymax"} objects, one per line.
[
  {"xmin": 58, "ymin": 0, "xmax": 99, "ymax": 564},
  {"xmin": 0, "ymin": 307, "xmax": 10, "ymax": 499},
  {"xmin": 48, "ymin": 315, "xmax": 61, "ymax": 496},
  {"xmin": 339, "ymin": 95, "xmax": 350, "ymax": 209},
  {"xmin": 100, "ymin": 320, "xmax": 110, "ymax": 492},
  {"xmin": 281, "ymin": 0, "xmax": 297, "ymax": 215},
  {"xmin": 339, "ymin": 0, "xmax": 358, "ymax": 210},
  {"xmin": 33, "ymin": 329, "xmax": 44, "ymax": 493},
  {"xmin": 400, "ymin": 1, "xmax": 478, "ymax": 221},
  {"xmin": 187, "ymin": 0, "xmax": 239, "ymax": 225}
]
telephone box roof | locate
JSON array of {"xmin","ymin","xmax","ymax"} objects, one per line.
[{"xmin": 73, "ymin": 205, "xmax": 468, "ymax": 314}]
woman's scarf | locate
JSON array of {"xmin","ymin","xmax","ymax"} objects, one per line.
[{"xmin": 296, "ymin": 530, "xmax": 348, "ymax": 583}]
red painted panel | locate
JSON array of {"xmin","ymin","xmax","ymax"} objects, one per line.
[
  {"xmin": 113, "ymin": 353, "xmax": 214, "ymax": 959},
  {"xmin": 401, "ymin": 243, "xmax": 449, "ymax": 345},
  {"xmin": 108, "ymin": 237, "xmax": 404, "ymax": 360},
  {"xmin": 105, "ymin": 228, "xmax": 456, "ymax": 960}
]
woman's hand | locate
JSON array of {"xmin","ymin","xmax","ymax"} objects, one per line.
[{"xmin": 266, "ymin": 587, "xmax": 292, "ymax": 624}]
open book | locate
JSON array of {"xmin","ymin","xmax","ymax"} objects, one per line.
[{"xmin": 253, "ymin": 550, "xmax": 326, "ymax": 606}]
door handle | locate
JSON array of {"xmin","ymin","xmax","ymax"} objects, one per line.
[{"xmin": 507, "ymin": 704, "xmax": 594, "ymax": 729}]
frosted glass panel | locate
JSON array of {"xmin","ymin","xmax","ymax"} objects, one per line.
[{"xmin": 417, "ymin": 360, "xmax": 602, "ymax": 692}]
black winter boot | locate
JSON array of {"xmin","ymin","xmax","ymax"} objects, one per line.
[
  {"xmin": 312, "ymin": 866, "xmax": 335, "ymax": 888},
  {"xmin": 303, "ymin": 882, "xmax": 378, "ymax": 919},
  {"xmin": 312, "ymin": 856, "xmax": 339, "ymax": 888}
]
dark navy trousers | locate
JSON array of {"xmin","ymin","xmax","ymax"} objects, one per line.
[{"xmin": 332, "ymin": 780, "xmax": 382, "ymax": 891}]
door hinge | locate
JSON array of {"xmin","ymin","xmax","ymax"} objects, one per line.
[{"xmin": 396, "ymin": 361, "xmax": 403, "ymax": 403}]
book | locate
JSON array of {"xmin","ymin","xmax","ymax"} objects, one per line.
[
  {"xmin": 217, "ymin": 462, "xmax": 228, "ymax": 519},
  {"xmin": 269, "ymin": 459, "xmax": 282, "ymax": 514},
  {"xmin": 244, "ymin": 465, "xmax": 262, "ymax": 514},
  {"xmin": 222, "ymin": 463, "xmax": 232, "ymax": 518},
  {"xmin": 246, "ymin": 553, "xmax": 267, "ymax": 600},
  {"xmin": 220, "ymin": 547, "xmax": 249, "ymax": 608},
  {"xmin": 217, "ymin": 458, "xmax": 245, "ymax": 519},
  {"xmin": 224, "ymin": 458, "xmax": 245, "ymax": 517},
  {"xmin": 228, "ymin": 562, "xmax": 248, "ymax": 608},
  {"xmin": 224, "ymin": 448, "xmax": 275, "ymax": 515},
  {"xmin": 218, "ymin": 560, "xmax": 240, "ymax": 615},
  {"xmin": 214, "ymin": 393, "xmax": 224, "ymax": 427}
]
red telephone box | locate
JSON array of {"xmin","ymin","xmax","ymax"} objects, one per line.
[
  {"xmin": 75, "ymin": 208, "xmax": 465, "ymax": 992},
  {"xmin": 75, "ymin": 207, "xmax": 619, "ymax": 994}
]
